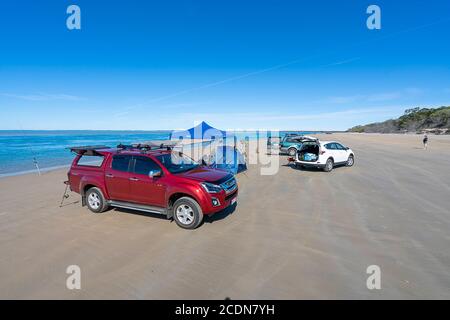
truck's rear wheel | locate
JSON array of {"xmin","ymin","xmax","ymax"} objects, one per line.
[
  {"xmin": 86, "ymin": 187, "xmax": 109, "ymax": 213},
  {"xmin": 173, "ymin": 197, "xmax": 203, "ymax": 229}
]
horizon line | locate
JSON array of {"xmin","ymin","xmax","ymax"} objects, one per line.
[{"xmin": 0, "ymin": 129, "xmax": 342, "ymax": 132}]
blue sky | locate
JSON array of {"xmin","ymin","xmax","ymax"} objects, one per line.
[{"xmin": 1, "ymin": 0, "xmax": 450, "ymax": 130}]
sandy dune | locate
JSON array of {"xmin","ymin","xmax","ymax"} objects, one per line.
[{"xmin": 0, "ymin": 133, "xmax": 449, "ymax": 299}]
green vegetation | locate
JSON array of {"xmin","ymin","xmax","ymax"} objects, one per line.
[{"xmin": 348, "ymin": 106, "xmax": 450, "ymax": 134}]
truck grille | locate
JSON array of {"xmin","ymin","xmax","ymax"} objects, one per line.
[
  {"xmin": 225, "ymin": 190, "xmax": 237, "ymax": 201},
  {"xmin": 221, "ymin": 177, "xmax": 237, "ymax": 194}
]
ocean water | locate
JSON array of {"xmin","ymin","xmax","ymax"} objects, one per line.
[
  {"xmin": 0, "ymin": 130, "xmax": 317, "ymax": 177},
  {"xmin": 0, "ymin": 131, "xmax": 171, "ymax": 177}
]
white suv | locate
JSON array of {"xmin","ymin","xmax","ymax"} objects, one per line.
[{"xmin": 292, "ymin": 139, "xmax": 355, "ymax": 172}]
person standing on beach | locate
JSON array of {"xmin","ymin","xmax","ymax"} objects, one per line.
[{"xmin": 423, "ymin": 133, "xmax": 428, "ymax": 150}]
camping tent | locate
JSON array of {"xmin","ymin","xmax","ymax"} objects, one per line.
[
  {"xmin": 210, "ymin": 145, "xmax": 247, "ymax": 174},
  {"xmin": 169, "ymin": 121, "xmax": 246, "ymax": 174},
  {"xmin": 170, "ymin": 121, "xmax": 228, "ymax": 141}
]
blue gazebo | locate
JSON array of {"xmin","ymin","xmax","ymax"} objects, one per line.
[
  {"xmin": 169, "ymin": 121, "xmax": 245, "ymax": 174},
  {"xmin": 169, "ymin": 121, "xmax": 228, "ymax": 141}
]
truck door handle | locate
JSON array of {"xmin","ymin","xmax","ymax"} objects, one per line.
[
  {"xmin": 129, "ymin": 177, "xmax": 139, "ymax": 181},
  {"xmin": 106, "ymin": 174, "xmax": 114, "ymax": 178}
]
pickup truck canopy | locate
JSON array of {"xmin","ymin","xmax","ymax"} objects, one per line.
[{"xmin": 68, "ymin": 145, "xmax": 110, "ymax": 156}]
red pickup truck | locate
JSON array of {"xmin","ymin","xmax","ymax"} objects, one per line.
[{"xmin": 67, "ymin": 145, "xmax": 238, "ymax": 229}]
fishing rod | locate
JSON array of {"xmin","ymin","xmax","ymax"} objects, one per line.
[{"xmin": 17, "ymin": 122, "xmax": 41, "ymax": 176}]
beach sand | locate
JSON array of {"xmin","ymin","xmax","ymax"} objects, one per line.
[{"xmin": 1, "ymin": 133, "xmax": 449, "ymax": 299}]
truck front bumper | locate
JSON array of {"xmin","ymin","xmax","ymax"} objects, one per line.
[{"xmin": 203, "ymin": 189, "xmax": 238, "ymax": 215}]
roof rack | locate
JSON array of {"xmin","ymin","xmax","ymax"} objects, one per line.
[
  {"xmin": 68, "ymin": 145, "xmax": 110, "ymax": 155},
  {"xmin": 116, "ymin": 142, "xmax": 177, "ymax": 153}
]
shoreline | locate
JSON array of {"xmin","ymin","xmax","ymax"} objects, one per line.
[
  {"xmin": 0, "ymin": 164, "xmax": 70, "ymax": 179},
  {"xmin": 1, "ymin": 132, "xmax": 448, "ymax": 178}
]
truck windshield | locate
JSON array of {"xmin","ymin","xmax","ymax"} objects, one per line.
[{"xmin": 156, "ymin": 152, "xmax": 199, "ymax": 174}]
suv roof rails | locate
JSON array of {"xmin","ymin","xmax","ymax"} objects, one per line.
[{"xmin": 68, "ymin": 145, "xmax": 110, "ymax": 156}]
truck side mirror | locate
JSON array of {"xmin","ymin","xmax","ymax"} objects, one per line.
[{"xmin": 149, "ymin": 169, "xmax": 162, "ymax": 178}]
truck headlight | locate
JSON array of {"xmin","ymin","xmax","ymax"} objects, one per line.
[{"xmin": 201, "ymin": 182, "xmax": 222, "ymax": 193}]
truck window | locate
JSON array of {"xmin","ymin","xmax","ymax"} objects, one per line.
[
  {"xmin": 77, "ymin": 155, "xmax": 104, "ymax": 167},
  {"xmin": 111, "ymin": 155, "xmax": 131, "ymax": 172},
  {"xmin": 133, "ymin": 156, "xmax": 161, "ymax": 175},
  {"xmin": 157, "ymin": 152, "xmax": 199, "ymax": 174}
]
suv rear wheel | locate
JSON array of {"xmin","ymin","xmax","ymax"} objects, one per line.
[
  {"xmin": 86, "ymin": 187, "xmax": 109, "ymax": 213},
  {"xmin": 288, "ymin": 147, "xmax": 297, "ymax": 157},
  {"xmin": 173, "ymin": 197, "xmax": 203, "ymax": 229},
  {"xmin": 323, "ymin": 158, "xmax": 334, "ymax": 172}
]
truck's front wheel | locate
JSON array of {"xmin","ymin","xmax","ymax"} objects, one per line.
[
  {"xmin": 173, "ymin": 197, "xmax": 203, "ymax": 229},
  {"xmin": 86, "ymin": 187, "xmax": 109, "ymax": 213}
]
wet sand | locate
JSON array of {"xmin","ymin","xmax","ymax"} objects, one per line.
[{"xmin": 0, "ymin": 133, "xmax": 449, "ymax": 299}]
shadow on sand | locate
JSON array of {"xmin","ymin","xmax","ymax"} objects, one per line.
[
  {"xmin": 59, "ymin": 200, "xmax": 80, "ymax": 208},
  {"xmin": 282, "ymin": 163, "xmax": 348, "ymax": 172},
  {"xmin": 111, "ymin": 207, "xmax": 168, "ymax": 221},
  {"xmin": 203, "ymin": 202, "xmax": 237, "ymax": 224},
  {"xmin": 111, "ymin": 202, "xmax": 237, "ymax": 226}
]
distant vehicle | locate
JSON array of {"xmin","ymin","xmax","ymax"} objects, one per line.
[
  {"xmin": 291, "ymin": 140, "xmax": 355, "ymax": 172},
  {"xmin": 266, "ymin": 136, "xmax": 281, "ymax": 151},
  {"xmin": 267, "ymin": 136, "xmax": 279, "ymax": 146},
  {"xmin": 279, "ymin": 134, "xmax": 316, "ymax": 156},
  {"xmin": 66, "ymin": 144, "xmax": 238, "ymax": 229}
]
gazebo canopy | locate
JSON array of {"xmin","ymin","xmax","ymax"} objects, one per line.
[{"xmin": 170, "ymin": 121, "xmax": 229, "ymax": 140}]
